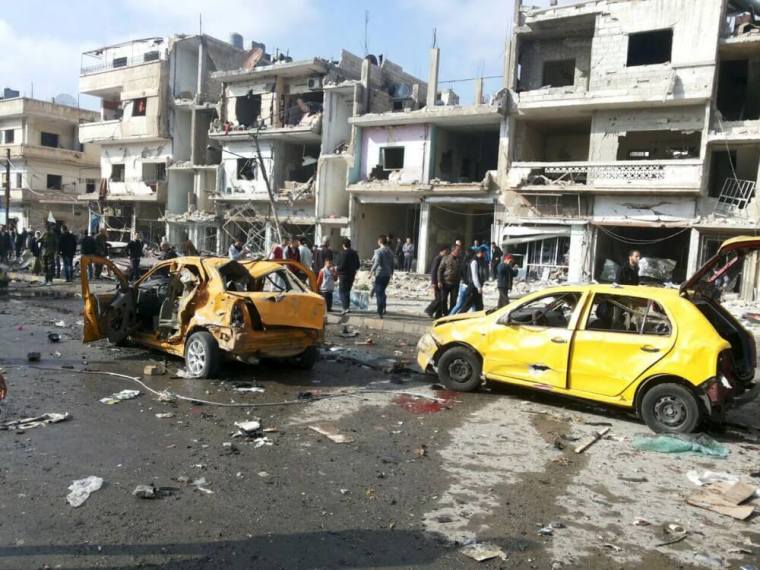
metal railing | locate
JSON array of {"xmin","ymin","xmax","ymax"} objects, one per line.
[{"xmin": 81, "ymin": 51, "xmax": 164, "ymax": 75}]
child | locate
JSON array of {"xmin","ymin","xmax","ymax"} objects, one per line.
[{"xmin": 316, "ymin": 258, "xmax": 337, "ymax": 312}]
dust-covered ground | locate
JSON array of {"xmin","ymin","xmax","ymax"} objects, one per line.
[{"xmin": 0, "ymin": 292, "xmax": 758, "ymax": 569}]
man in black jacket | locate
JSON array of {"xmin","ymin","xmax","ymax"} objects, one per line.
[
  {"xmin": 80, "ymin": 230, "xmax": 97, "ymax": 280},
  {"xmin": 616, "ymin": 249, "xmax": 640, "ymax": 285},
  {"xmin": 496, "ymin": 254, "xmax": 519, "ymax": 308},
  {"xmin": 425, "ymin": 245, "xmax": 449, "ymax": 318},
  {"xmin": 126, "ymin": 232, "xmax": 144, "ymax": 281},
  {"xmin": 58, "ymin": 226, "xmax": 77, "ymax": 282},
  {"xmin": 336, "ymin": 238, "xmax": 360, "ymax": 315}
]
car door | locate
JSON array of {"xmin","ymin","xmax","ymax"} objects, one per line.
[
  {"xmin": 244, "ymin": 265, "xmax": 325, "ymax": 330},
  {"xmin": 482, "ymin": 291, "xmax": 584, "ymax": 389},
  {"xmin": 80, "ymin": 255, "xmax": 136, "ymax": 343},
  {"xmin": 569, "ymin": 292, "xmax": 676, "ymax": 397}
]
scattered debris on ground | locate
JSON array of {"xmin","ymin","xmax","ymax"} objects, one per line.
[
  {"xmin": 632, "ymin": 433, "xmax": 729, "ymax": 457},
  {"xmin": 459, "ymin": 542, "xmax": 507, "ymax": 562},
  {"xmin": 143, "ymin": 364, "xmax": 166, "ymax": 376},
  {"xmin": 67, "ymin": 476, "xmax": 103, "ymax": 507},
  {"xmin": 309, "ymin": 424, "xmax": 355, "ymax": 444},
  {"xmin": 1, "ymin": 412, "xmax": 71, "ymax": 431},
  {"xmin": 132, "ymin": 484, "xmax": 158, "ymax": 499},
  {"xmin": 686, "ymin": 481, "xmax": 759, "ymax": 520},
  {"xmin": 574, "ymin": 427, "xmax": 610, "ymax": 453},
  {"xmin": 100, "ymin": 389, "xmax": 141, "ymax": 405}
]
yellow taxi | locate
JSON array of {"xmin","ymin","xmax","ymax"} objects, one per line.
[{"xmin": 417, "ymin": 237, "xmax": 759, "ymax": 433}]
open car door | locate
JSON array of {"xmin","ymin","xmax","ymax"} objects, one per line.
[
  {"xmin": 680, "ymin": 236, "xmax": 760, "ymax": 299},
  {"xmin": 80, "ymin": 255, "xmax": 137, "ymax": 344}
]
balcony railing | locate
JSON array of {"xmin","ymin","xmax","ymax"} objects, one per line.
[
  {"xmin": 511, "ymin": 160, "xmax": 703, "ymax": 192},
  {"xmin": 81, "ymin": 51, "xmax": 165, "ymax": 76}
]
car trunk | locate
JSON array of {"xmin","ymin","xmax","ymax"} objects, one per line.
[{"xmin": 681, "ymin": 236, "xmax": 760, "ymax": 388}]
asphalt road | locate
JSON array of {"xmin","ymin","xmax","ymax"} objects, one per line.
[{"xmin": 0, "ymin": 293, "xmax": 759, "ymax": 569}]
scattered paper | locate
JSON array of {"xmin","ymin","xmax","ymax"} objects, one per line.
[
  {"xmin": 686, "ymin": 481, "xmax": 758, "ymax": 520},
  {"xmin": 460, "ymin": 542, "xmax": 507, "ymax": 562},
  {"xmin": 1, "ymin": 412, "xmax": 71, "ymax": 431},
  {"xmin": 100, "ymin": 389, "xmax": 141, "ymax": 405},
  {"xmin": 67, "ymin": 476, "xmax": 103, "ymax": 507},
  {"xmin": 309, "ymin": 424, "xmax": 355, "ymax": 444}
]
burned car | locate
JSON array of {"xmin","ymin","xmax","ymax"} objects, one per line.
[
  {"xmin": 417, "ymin": 237, "xmax": 760, "ymax": 433},
  {"xmin": 80, "ymin": 256, "xmax": 325, "ymax": 377}
]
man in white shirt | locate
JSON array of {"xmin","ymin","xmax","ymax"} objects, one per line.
[{"xmin": 298, "ymin": 238, "xmax": 313, "ymax": 269}]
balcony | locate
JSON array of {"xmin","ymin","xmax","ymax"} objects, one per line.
[
  {"xmin": 79, "ymin": 120, "xmax": 122, "ymax": 143},
  {"xmin": 78, "ymin": 116, "xmax": 166, "ymax": 143},
  {"xmin": 80, "ymin": 180, "xmax": 167, "ymax": 203},
  {"xmin": 347, "ymin": 171, "xmax": 497, "ymax": 196},
  {"xmin": 509, "ymin": 160, "xmax": 703, "ymax": 194},
  {"xmin": 0, "ymin": 144, "xmax": 98, "ymax": 167}
]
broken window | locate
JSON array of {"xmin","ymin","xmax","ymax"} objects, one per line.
[
  {"xmin": 142, "ymin": 162, "xmax": 166, "ymax": 182},
  {"xmin": 46, "ymin": 174, "xmax": 62, "ymax": 190},
  {"xmin": 586, "ymin": 294, "xmax": 672, "ymax": 336},
  {"xmin": 716, "ymin": 59, "xmax": 760, "ymax": 121},
  {"xmin": 40, "ymin": 132, "xmax": 59, "ymax": 148},
  {"xmin": 282, "ymin": 92, "xmax": 323, "ymax": 126},
  {"xmin": 85, "ymin": 178, "xmax": 96, "ymax": 193},
  {"xmin": 237, "ymin": 158, "xmax": 257, "ymax": 181},
  {"xmin": 626, "ymin": 29, "xmax": 673, "ymax": 67},
  {"xmin": 143, "ymin": 51, "xmax": 160, "ymax": 62},
  {"xmin": 616, "ymin": 130, "xmax": 701, "ymax": 160},
  {"xmin": 4, "ymin": 129, "xmax": 14, "ymax": 144},
  {"xmin": 111, "ymin": 164, "xmax": 125, "ymax": 182},
  {"xmin": 132, "ymin": 98, "xmax": 147, "ymax": 117},
  {"xmin": 502, "ymin": 292, "xmax": 580, "ymax": 328},
  {"xmin": 381, "ymin": 147, "xmax": 405, "ymax": 170},
  {"xmin": 113, "ymin": 56, "xmax": 127, "ymax": 68},
  {"xmin": 235, "ymin": 92, "xmax": 261, "ymax": 128},
  {"xmin": 542, "ymin": 59, "xmax": 575, "ymax": 88}
]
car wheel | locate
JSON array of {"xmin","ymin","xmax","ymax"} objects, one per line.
[
  {"xmin": 437, "ymin": 346, "xmax": 482, "ymax": 392},
  {"xmin": 639, "ymin": 383, "xmax": 702, "ymax": 434},
  {"xmin": 184, "ymin": 331, "xmax": 220, "ymax": 378},
  {"xmin": 293, "ymin": 345, "xmax": 319, "ymax": 370}
]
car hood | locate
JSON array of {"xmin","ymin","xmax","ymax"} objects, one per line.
[
  {"xmin": 433, "ymin": 310, "xmax": 487, "ymax": 327},
  {"xmin": 680, "ymin": 236, "xmax": 760, "ymax": 297}
]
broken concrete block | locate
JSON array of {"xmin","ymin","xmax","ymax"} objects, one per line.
[{"xmin": 143, "ymin": 364, "xmax": 166, "ymax": 376}]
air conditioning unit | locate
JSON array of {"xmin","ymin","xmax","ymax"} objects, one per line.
[{"xmin": 306, "ymin": 77, "xmax": 322, "ymax": 90}]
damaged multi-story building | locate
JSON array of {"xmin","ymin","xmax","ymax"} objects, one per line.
[
  {"xmin": 78, "ymin": 34, "xmax": 246, "ymax": 246},
  {"xmin": 0, "ymin": 89, "xmax": 100, "ymax": 229},
  {"xmin": 499, "ymin": 0, "xmax": 760, "ymax": 297},
  {"xmin": 208, "ymin": 48, "xmax": 425, "ymax": 255},
  {"xmin": 346, "ymin": 48, "xmax": 506, "ymax": 271}
]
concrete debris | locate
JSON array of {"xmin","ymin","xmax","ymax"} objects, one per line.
[
  {"xmin": 233, "ymin": 386, "xmax": 265, "ymax": 394},
  {"xmin": 253, "ymin": 437, "xmax": 273, "ymax": 448},
  {"xmin": 632, "ymin": 518, "xmax": 651, "ymax": 526},
  {"xmin": 47, "ymin": 333, "xmax": 60, "ymax": 343},
  {"xmin": 66, "ymin": 476, "xmax": 104, "ymax": 507},
  {"xmin": 234, "ymin": 420, "xmax": 262, "ymax": 434},
  {"xmin": 686, "ymin": 481, "xmax": 759, "ymax": 520},
  {"xmin": 155, "ymin": 412, "xmax": 175, "ymax": 419},
  {"xmin": 143, "ymin": 364, "xmax": 166, "ymax": 376},
  {"xmin": 309, "ymin": 424, "xmax": 355, "ymax": 444},
  {"xmin": 191, "ymin": 477, "xmax": 214, "ymax": 494},
  {"xmin": 459, "ymin": 542, "xmax": 507, "ymax": 562},
  {"xmin": 26, "ymin": 352, "xmax": 40, "ymax": 362},
  {"xmin": 132, "ymin": 484, "xmax": 158, "ymax": 499},
  {"xmin": 100, "ymin": 389, "xmax": 141, "ymax": 405},
  {"xmin": 1, "ymin": 412, "xmax": 71, "ymax": 431},
  {"xmin": 54, "ymin": 320, "xmax": 66, "ymax": 327}
]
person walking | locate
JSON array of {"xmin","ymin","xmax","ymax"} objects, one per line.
[
  {"xmin": 369, "ymin": 235, "xmax": 395, "ymax": 318},
  {"xmin": 80, "ymin": 230, "xmax": 97, "ymax": 280},
  {"xmin": 229, "ymin": 239, "xmax": 244, "ymax": 261},
  {"xmin": 126, "ymin": 232, "xmax": 144, "ymax": 281},
  {"xmin": 285, "ymin": 237, "xmax": 301, "ymax": 262},
  {"xmin": 41, "ymin": 225, "xmax": 59, "ymax": 284},
  {"xmin": 425, "ymin": 244, "xmax": 449, "ymax": 318},
  {"xmin": 94, "ymin": 229, "xmax": 109, "ymax": 279},
  {"xmin": 312, "ymin": 239, "xmax": 333, "ymax": 273},
  {"xmin": 58, "ymin": 226, "xmax": 77, "ymax": 283},
  {"xmin": 336, "ymin": 238, "xmax": 360, "ymax": 315},
  {"xmin": 53, "ymin": 225, "xmax": 62, "ymax": 279},
  {"xmin": 30, "ymin": 230, "xmax": 42, "ymax": 274},
  {"xmin": 436, "ymin": 244, "xmax": 463, "ymax": 316},
  {"xmin": 317, "ymin": 258, "xmax": 338, "ymax": 312},
  {"xmin": 298, "ymin": 238, "xmax": 313, "ymax": 270},
  {"xmin": 449, "ymin": 247, "xmax": 476, "ymax": 315},
  {"xmin": 490, "ymin": 241, "xmax": 503, "ymax": 280},
  {"xmin": 16, "ymin": 227, "xmax": 27, "ymax": 259},
  {"xmin": 402, "ymin": 237, "xmax": 415, "ymax": 272},
  {"xmin": 460, "ymin": 247, "xmax": 488, "ymax": 313},
  {"xmin": 0, "ymin": 227, "xmax": 10, "ymax": 264},
  {"xmin": 616, "ymin": 249, "xmax": 641, "ymax": 285},
  {"xmin": 496, "ymin": 254, "xmax": 519, "ymax": 308}
]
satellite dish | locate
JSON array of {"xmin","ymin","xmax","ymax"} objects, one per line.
[{"xmin": 54, "ymin": 93, "xmax": 78, "ymax": 107}]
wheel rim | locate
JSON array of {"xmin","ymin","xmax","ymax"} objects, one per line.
[
  {"xmin": 447, "ymin": 358, "xmax": 473, "ymax": 384},
  {"xmin": 186, "ymin": 340, "xmax": 206, "ymax": 375},
  {"xmin": 653, "ymin": 395, "xmax": 688, "ymax": 428}
]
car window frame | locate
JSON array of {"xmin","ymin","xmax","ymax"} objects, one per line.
[
  {"xmin": 582, "ymin": 292, "xmax": 674, "ymax": 337},
  {"xmin": 497, "ymin": 290, "xmax": 584, "ymax": 330}
]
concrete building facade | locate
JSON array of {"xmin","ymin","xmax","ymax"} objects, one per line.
[
  {"xmin": 499, "ymin": 0, "xmax": 760, "ymax": 296},
  {"xmin": 208, "ymin": 49, "xmax": 426, "ymax": 256},
  {"xmin": 0, "ymin": 94, "xmax": 100, "ymax": 230},
  {"xmin": 78, "ymin": 35, "xmax": 245, "ymax": 246}
]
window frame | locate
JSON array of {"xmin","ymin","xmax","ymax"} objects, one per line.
[
  {"xmin": 46, "ymin": 174, "xmax": 63, "ymax": 190},
  {"xmin": 541, "ymin": 59, "xmax": 576, "ymax": 88},
  {"xmin": 3, "ymin": 129, "xmax": 14, "ymax": 144},
  {"xmin": 40, "ymin": 132, "xmax": 60, "ymax": 148},
  {"xmin": 111, "ymin": 163, "xmax": 126, "ymax": 182},
  {"xmin": 583, "ymin": 292, "xmax": 673, "ymax": 337},
  {"xmin": 132, "ymin": 97, "xmax": 147, "ymax": 117},
  {"xmin": 499, "ymin": 291, "xmax": 582, "ymax": 329},
  {"xmin": 626, "ymin": 28, "xmax": 673, "ymax": 67},
  {"xmin": 380, "ymin": 146, "xmax": 405, "ymax": 171}
]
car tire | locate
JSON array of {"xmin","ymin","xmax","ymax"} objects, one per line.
[
  {"xmin": 184, "ymin": 331, "xmax": 220, "ymax": 378},
  {"xmin": 639, "ymin": 383, "xmax": 702, "ymax": 434},
  {"xmin": 437, "ymin": 346, "xmax": 482, "ymax": 392},
  {"xmin": 293, "ymin": 345, "xmax": 319, "ymax": 370}
]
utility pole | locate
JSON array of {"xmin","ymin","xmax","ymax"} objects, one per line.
[
  {"xmin": 4, "ymin": 149, "xmax": 10, "ymax": 227},
  {"xmin": 251, "ymin": 123, "xmax": 282, "ymax": 244}
]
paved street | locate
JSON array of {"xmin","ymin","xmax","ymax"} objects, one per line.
[{"xmin": 0, "ymin": 290, "xmax": 759, "ymax": 569}]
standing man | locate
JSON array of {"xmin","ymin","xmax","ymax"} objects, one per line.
[
  {"xmin": 228, "ymin": 239, "xmax": 244, "ymax": 261},
  {"xmin": 316, "ymin": 258, "xmax": 338, "ymax": 312},
  {"xmin": 402, "ymin": 237, "xmax": 415, "ymax": 272},
  {"xmin": 58, "ymin": 226, "xmax": 77, "ymax": 283},
  {"xmin": 369, "ymin": 235, "xmax": 395, "ymax": 318},
  {"xmin": 461, "ymin": 247, "xmax": 488, "ymax": 312},
  {"xmin": 41, "ymin": 225, "xmax": 59, "ymax": 284},
  {"xmin": 94, "ymin": 228, "xmax": 109, "ymax": 279},
  {"xmin": 53, "ymin": 224, "xmax": 62, "ymax": 279},
  {"xmin": 285, "ymin": 237, "xmax": 301, "ymax": 262},
  {"xmin": 0, "ymin": 227, "xmax": 9, "ymax": 264},
  {"xmin": 16, "ymin": 227, "xmax": 27, "ymax": 259},
  {"xmin": 490, "ymin": 241, "xmax": 503, "ymax": 280},
  {"xmin": 80, "ymin": 230, "xmax": 97, "ymax": 281},
  {"xmin": 496, "ymin": 254, "xmax": 518, "ymax": 308},
  {"xmin": 336, "ymin": 238, "xmax": 360, "ymax": 315},
  {"xmin": 437, "ymin": 244, "xmax": 463, "ymax": 316},
  {"xmin": 425, "ymin": 244, "xmax": 449, "ymax": 318},
  {"xmin": 616, "ymin": 249, "xmax": 641, "ymax": 285},
  {"xmin": 298, "ymin": 237, "xmax": 313, "ymax": 270},
  {"xmin": 127, "ymin": 232, "xmax": 144, "ymax": 281},
  {"xmin": 312, "ymin": 238, "xmax": 333, "ymax": 273}
]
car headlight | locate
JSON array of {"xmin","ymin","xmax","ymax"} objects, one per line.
[{"xmin": 417, "ymin": 333, "xmax": 438, "ymax": 353}]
